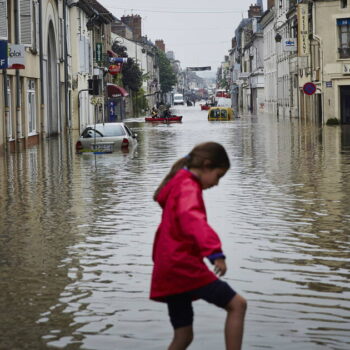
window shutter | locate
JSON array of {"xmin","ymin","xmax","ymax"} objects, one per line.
[
  {"xmin": 0, "ymin": 0, "xmax": 8, "ymax": 39},
  {"xmin": 33, "ymin": 0, "xmax": 39, "ymax": 51},
  {"xmin": 20, "ymin": 0, "xmax": 32, "ymax": 45},
  {"xmin": 79, "ymin": 37, "xmax": 85, "ymax": 72}
]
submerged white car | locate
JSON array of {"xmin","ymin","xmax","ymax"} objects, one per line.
[{"xmin": 76, "ymin": 122, "xmax": 137, "ymax": 153}]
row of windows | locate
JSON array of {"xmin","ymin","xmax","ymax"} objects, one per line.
[{"xmin": 263, "ymin": 18, "xmax": 350, "ymax": 60}]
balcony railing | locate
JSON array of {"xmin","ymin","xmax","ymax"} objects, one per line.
[{"xmin": 338, "ymin": 47, "xmax": 350, "ymax": 59}]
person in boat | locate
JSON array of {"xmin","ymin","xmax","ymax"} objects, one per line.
[
  {"xmin": 150, "ymin": 142, "xmax": 247, "ymax": 350},
  {"xmin": 151, "ymin": 106, "xmax": 158, "ymax": 118},
  {"xmin": 163, "ymin": 105, "xmax": 172, "ymax": 118}
]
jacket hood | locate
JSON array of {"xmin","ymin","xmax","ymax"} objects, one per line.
[{"xmin": 156, "ymin": 169, "xmax": 200, "ymax": 208}]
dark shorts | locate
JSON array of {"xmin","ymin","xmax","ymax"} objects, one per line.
[{"xmin": 166, "ymin": 279, "xmax": 236, "ymax": 329}]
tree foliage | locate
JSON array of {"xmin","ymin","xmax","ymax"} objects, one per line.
[
  {"xmin": 156, "ymin": 49, "xmax": 177, "ymax": 93},
  {"xmin": 121, "ymin": 58, "xmax": 143, "ymax": 91},
  {"xmin": 111, "ymin": 41, "xmax": 143, "ymax": 91}
]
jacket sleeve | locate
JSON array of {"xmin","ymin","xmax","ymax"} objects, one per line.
[{"xmin": 176, "ymin": 182, "xmax": 223, "ymax": 258}]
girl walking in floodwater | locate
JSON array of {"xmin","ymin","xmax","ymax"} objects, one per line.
[{"xmin": 150, "ymin": 142, "xmax": 247, "ymax": 350}]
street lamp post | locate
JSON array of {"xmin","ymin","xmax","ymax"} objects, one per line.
[
  {"xmin": 275, "ymin": 33, "xmax": 282, "ymax": 118},
  {"xmin": 274, "ymin": 22, "xmax": 283, "ymax": 119}
]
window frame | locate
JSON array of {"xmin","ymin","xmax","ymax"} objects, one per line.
[
  {"xmin": 27, "ymin": 79, "xmax": 37, "ymax": 135},
  {"xmin": 337, "ymin": 18, "xmax": 350, "ymax": 59},
  {"xmin": 6, "ymin": 78, "xmax": 13, "ymax": 140}
]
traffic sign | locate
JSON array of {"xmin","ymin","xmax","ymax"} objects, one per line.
[
  {"xmin": 187, "ymin": 66, "xmax": 211, "ymax": 71},
  {"xmin": 303, "ymin": 82, "xmax": 316, "ymax": 95},
  {"xmin": 0, "ymin": 40, "xmax": 8, "ymax": 69}
]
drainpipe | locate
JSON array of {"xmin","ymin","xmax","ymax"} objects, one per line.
[
  {"xmin": 63, "ymin": 0, "xmax": 70, "ymax": 130},
  {"xmin": 3, "ymin": 69, "xmax": 9, "ymax": 149},
  {"xmin": 14, "ymin": 0, "xmax": 21, "ymax": 144},
  {"xmin": 38, "ymin": 0, "xmax": 45, "ymax": 136}
]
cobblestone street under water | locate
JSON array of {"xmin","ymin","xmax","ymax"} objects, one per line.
[{"xmin": 0, "ymin": 105, "xmax": 350, "ymax": 350}]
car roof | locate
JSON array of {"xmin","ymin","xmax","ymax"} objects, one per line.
[{"xmin": 85, "ymin": 122, "xmax": 125, "ymax": 128}]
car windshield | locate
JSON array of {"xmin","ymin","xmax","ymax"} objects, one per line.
[
  {"xmin": 221, "ymin": 110, "xmax": 227, "ymax": 117},
  {"xmin": 82, "ymin": 124, "xmax": 126, "ymax": 138}
]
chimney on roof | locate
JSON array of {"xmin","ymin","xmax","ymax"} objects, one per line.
[
  {"xmin": 121, "ymin": 15, "xmax": 142, "ymax": 41},
  {"xmin": 155, "ymin": 40, "xmax": 165, "ymax": 52},
  {"xmin": 267, "ymin": 0, "xmax": 275, "ymax": 10},
  {"xmin": 248, "ymin": 4, "xmax": 262, "ymax": 18},
  {"xmin": 231, "ymin": 37, "xmax": 237, "ymax": 49}
]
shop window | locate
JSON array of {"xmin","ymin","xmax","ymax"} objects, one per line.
[
  {"xmin": 27, "ymin": 79, "xmax": 36, "ymax": 134},
  {"xmin": 337, "ymin": 18, "xmax": 350, "ymax": 58}
]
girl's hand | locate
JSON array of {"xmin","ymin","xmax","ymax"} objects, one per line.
[{"xmin": 214, "ymin": 258, "xmax": 227, "ymax": 276}]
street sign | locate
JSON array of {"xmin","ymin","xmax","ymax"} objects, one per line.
[
  {"xmin": 96, "ymin": 43, "xmax": 102, "ymax": 63},
  {"xmin": 283, "ymin": 38, "xmax": 297, "ymax": 52},
  {"xmin": 0, "ymin": 40, "xmax": 8, "ymax": 69},
  {"xmin": 325, "ymin": 81, "xmax": 333, "ymax": 88},
  {"xmin": 109, "ymin": 57, "xmax": 128, "ymax": 64},
  {"xmin": 8, "ymin": 44, "xmax": 25, "ymax": 69},
  {"xmin": 303, "ymin": 82, "xmax": 317, "ymax": 95},
  {"xmin": 187, "ymin": 66, "xmax": 211, "ymax": 71}
]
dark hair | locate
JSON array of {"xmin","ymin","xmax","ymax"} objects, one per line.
[{"xmin": 153, "ymin": 142, "xmax": 230, "ymax": 200}]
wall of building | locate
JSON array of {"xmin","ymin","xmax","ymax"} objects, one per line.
[{"xmin": 315, "ymin": 1, "xmax": 350, "ymax": 123}]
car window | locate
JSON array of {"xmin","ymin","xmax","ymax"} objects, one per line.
[
  {"xmin": 81, "ymin": 128, "xmax": 103, "ymax": 138},
  {"xmin": 96, "ymin": 124, "xmax": 126, "ymax": 137},
  {"xmin": 124, "ymin": 125, "xmax": 132, "ymax": 136}
]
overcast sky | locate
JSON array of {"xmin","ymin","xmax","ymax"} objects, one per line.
[{"xmin": 99, "ymin": 0, "xmax": 267, "ymax": 78}]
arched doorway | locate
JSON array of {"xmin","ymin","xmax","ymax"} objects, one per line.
[{"xmin": 47, "ymin": 21, "xmax": 59, "ymax": 136}]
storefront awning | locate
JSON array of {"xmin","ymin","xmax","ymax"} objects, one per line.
[{"xmin": 107, "ymin": 83, "xmax": 129, "ymax": 97}]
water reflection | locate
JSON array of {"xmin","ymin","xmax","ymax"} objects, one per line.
[{"xmin": 0, "ymin": 107, "xmax": 349, "ymax": 350}]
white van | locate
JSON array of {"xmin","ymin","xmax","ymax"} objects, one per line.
[{"xmin": 173, "ymin": 93, "xmax": 184, "ymax": 105}]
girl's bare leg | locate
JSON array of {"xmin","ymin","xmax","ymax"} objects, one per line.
[
  {"xmin": 168, "ymin": 325, "xmax": 193, "ymax": 350},
  {"xmin": 225, "ymin": 294, "xmax": 247, "ymax": 350}
]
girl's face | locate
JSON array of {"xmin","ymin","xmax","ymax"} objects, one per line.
[{"xmin": 198, "ymin": 167, "xmax": 227, "ymax": 189}]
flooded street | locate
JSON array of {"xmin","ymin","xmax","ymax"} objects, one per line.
[{"xmin": 1, "ymin": 105, "xmax": 350, "ymax": 350}]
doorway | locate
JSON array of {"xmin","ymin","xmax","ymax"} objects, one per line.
[
  {"xmin": 47, "ymin": 21, "xmax": 59, "ymax": 136},
  {"xmin": 340, "ymin": 85, "xmax": 350, "ymax": 124}
]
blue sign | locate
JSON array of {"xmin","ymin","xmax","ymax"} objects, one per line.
[
  {"xmin": 109, "ymin": 57, "xmax": 128, "ymax": 64},
  {"xmin": 0, "ymin": 40, "xmax": 8, "ymax": 69},
  {"xmin": 337, "ymin": 18, "xmax": 350, "ymax": 26},
  {"xmin": 108, "ymin": 101, "xmax": 116, "ymax": 121}
]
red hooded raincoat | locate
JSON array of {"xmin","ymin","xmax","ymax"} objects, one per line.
[{"xmin": 150, "ymin": 169, "xmax": 224, "ymax": 301}]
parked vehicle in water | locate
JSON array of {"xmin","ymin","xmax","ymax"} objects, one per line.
[
  {"xmin": 215, "ymin": 89, "xmax": 231, "ymax": 99},
  {"xmin": 216, "ymin": 97, "xmax": 232, "ymax": 108},
  {"xmin": 173, "ymin": 93, "xmax": 184, "ymax": 105},
  {"xmin": 208, "ymin": 107, "xmax": 234, "ymax": 121},
  {"xmin": 145, "ymin": 115, "xmax": 182, "ymax": 123},
  {"xmin": 76, "ymin": 123, "xmax": 137, "ymax": 153}
]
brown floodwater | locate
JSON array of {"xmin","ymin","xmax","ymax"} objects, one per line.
[{"xmin": 0, "ymin": 106, "xmax": 349, "ymax": 350}]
